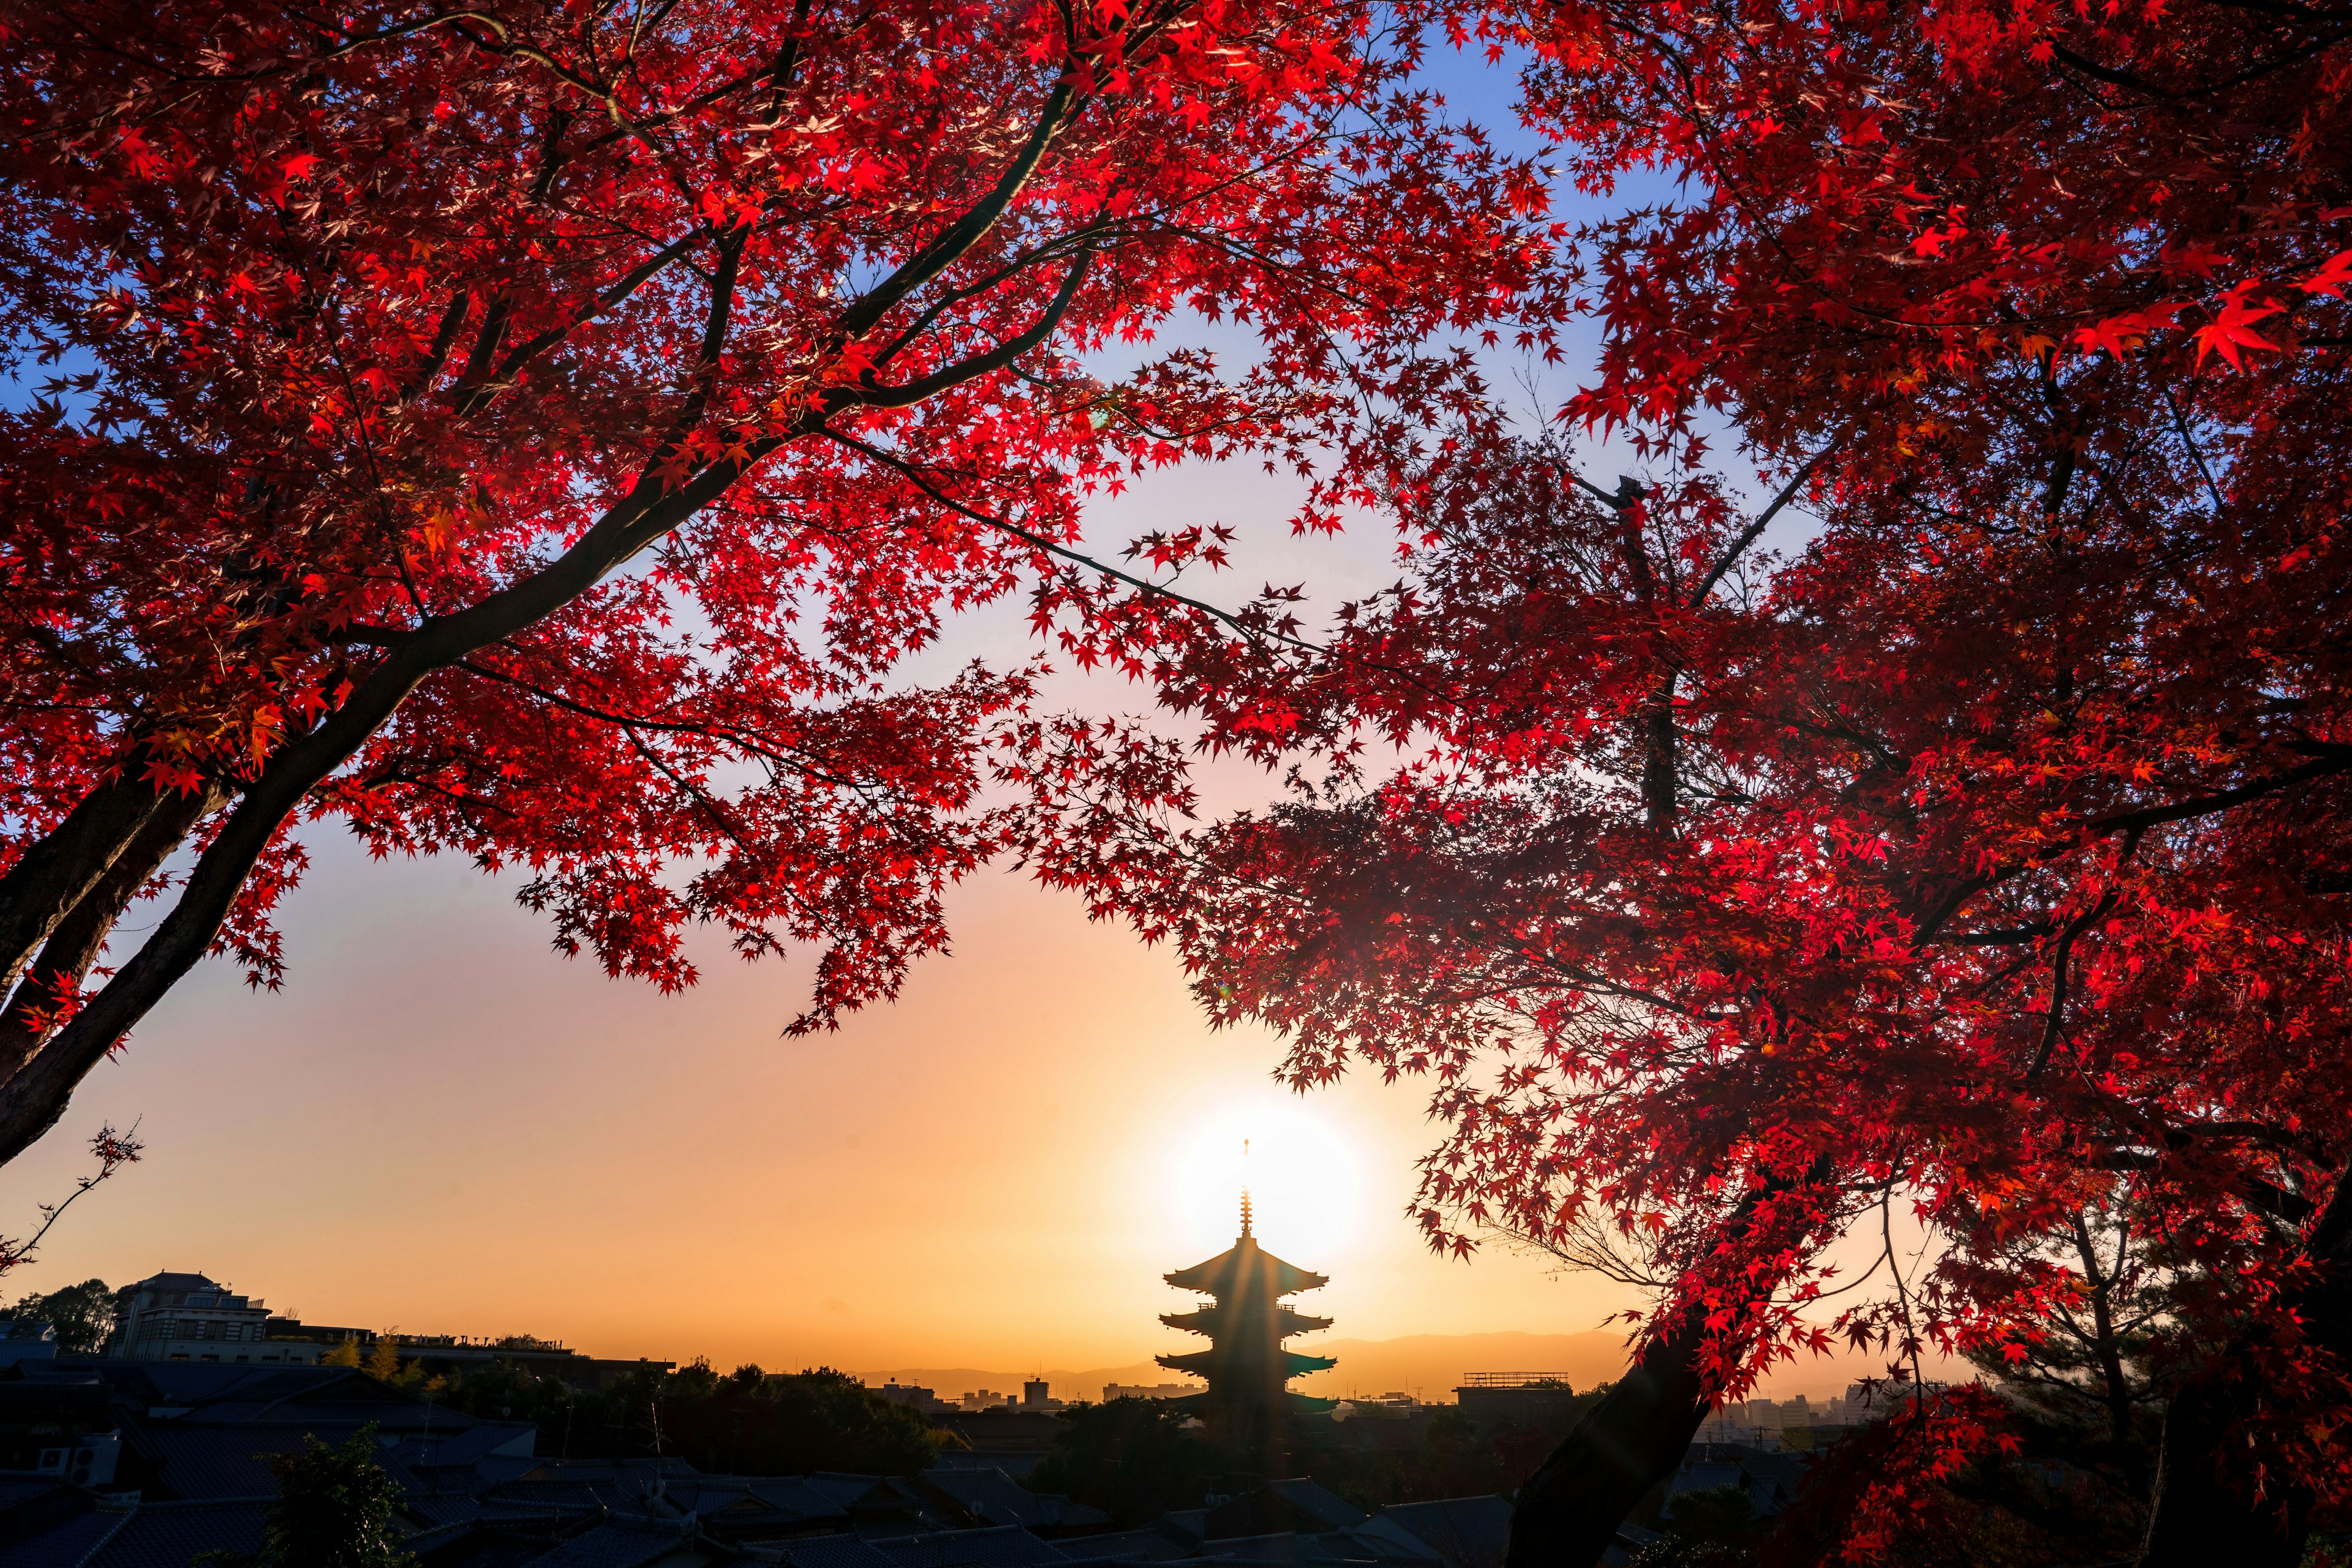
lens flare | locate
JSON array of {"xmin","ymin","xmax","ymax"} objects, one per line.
[{"xmin": 1167, "ymin": 1096, "xmax": 1365, "ymax": 1261}]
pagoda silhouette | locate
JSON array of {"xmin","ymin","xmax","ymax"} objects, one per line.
[{"xmin": 1157, "ymin": 1187, "xmax": 1337, "ymax": 1427}]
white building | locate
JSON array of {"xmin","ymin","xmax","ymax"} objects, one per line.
[{"xmin": 107, "ymin": 1271, "xmax": 326, "ymax": 1365}]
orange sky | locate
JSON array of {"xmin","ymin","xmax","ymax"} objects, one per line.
[{"xmin": 4, "ymin": 821, "xmax": 1645, "ymax": 1368}]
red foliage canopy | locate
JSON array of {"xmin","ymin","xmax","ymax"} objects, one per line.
[
  {"xmin": 1035, "ymin": 0, "xmax": 2352, "ymax": 1546},
  {"xmin": 0, "ymin": 0, "xmax": 1559, "ymax": 1158}
]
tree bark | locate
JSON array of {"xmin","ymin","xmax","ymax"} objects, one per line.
[
  {"xmin": 1504, "ymin": 1304, "xmax": 1714, "ymax": 1568},
  {"xmin": 2135, "ymin": 1156, "xmax": 2352, "ymax": 1566},
  {"xmin": 0, "ymin": 775, "xmax": 166, "ymax": 1000},
  {"xmin": 2135, "ymin": 1379, "xmax": 2305, "ymax": 1568},
  {"xmin": 0, "ymin": 447, "xmax": 761, "ymax": 1167},
  {"xmin": 0, "ymin": 783, "xmax": 222, "ymax": 1082},
  {"xmin": 1505, "ymin": 1167, "xmax": 1831, "ymax": 1568}
]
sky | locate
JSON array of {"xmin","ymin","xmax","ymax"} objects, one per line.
[{"xmin": 0, "ymin": 42, "xmax": 1947, "ymax": 1406}]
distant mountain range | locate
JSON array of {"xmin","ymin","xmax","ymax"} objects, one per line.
[{"xmin": 864, "ymin": 1329, "xmax": 1635, "ymax": 1406}]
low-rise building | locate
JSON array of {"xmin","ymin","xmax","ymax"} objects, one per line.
[
  {"xmin": 105, "ymin": 1272, "xmax": 318, "ymax": 1365},
  {"xmin": 101, "ymin": 1269, "xmax": 666, "ymax": 1384},
  {"xmin": 1099, "ymin": 1382, "xmax": 1196, "ymax": 1402},
  {"xmin": 870, "ymin": 1379, "xmax": 948, "ymax": 1412},
  {"xmin": 956, "ymin": 1387, "xmax": 1018, "ymax": 1411},
  {"xmin": 1, "ymin": 1360, "xmax": 1534, "ymax": 1568},
  {"xmin": 1452, "ymin": 1373, "xmax": 1585, "ymax": 1434}
]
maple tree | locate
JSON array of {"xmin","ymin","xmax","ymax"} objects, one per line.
[
  {"xmin": 1027, "ymin": 0, "xmax": 2352, "ymax": 1557},
  {"xmin": 0, "ymin": 0, "xmax": 1561, "ymax": 1161}
]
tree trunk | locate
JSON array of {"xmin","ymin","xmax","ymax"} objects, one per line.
[
  {"xmin": 0, "ymin": 775, "xmax": 166, "ymax": 999},
  {"xmin": 1504, "ymin": 1306, "xmax": 1713, "ymax": 1568},
  {"xmin": 2136, "ymin": 1157, "xmax": 2352, "ymax": 1566},
  {"xmin": 2135, "ymin": 1379, "xmax": 2306, "ymax": 1568},
  {"xmin": 0, "ymin": 783, "xmax": 221, "ymax": 1085},
  {"xmin": 1506, "ymin": 1167, "xmax": 1834, "ymax": 1568},
  {"xmin": 0, "ymin": 443, "xmax": 763, "ymax": 1170}
]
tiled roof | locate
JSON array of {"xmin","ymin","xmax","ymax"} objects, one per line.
[
  {"xmin": 650, "ymin": 1474, "xmax": 852, "ymax": 1524},
  {"xmin": 0, "ymin": 1475, "xmax": 68, "ymax": 1511},
  {"xmin": 513, "ymin": 1518, "xmax": 707, "ymax": 1568},
  {"xmin": 398, "ymin": 1512, "xmax": 595, "ymax": 1566},
  {"xmin": 1323, "ymin": 1521, "xmax": 1444, "ymax": 1568},
  {"xmin": 740, "ymin": 1477, "xmax": 858, "ymax": 1521},
  {"xmin": 804, "ymin": 1473, "xmax": 890, "ymax": 1507},
  {"xmin": 1202, "ymin": 1482, "xmax": 1363, "ymax": 1542},
  {"xmin": 383, "ymin": 1420, "xmax": 537, "ymax": 1472},
  {"xmin": 24, "ymin": 1496, "xmax": 274, "ymax": 1568},
  {"xmin": 1188, "ymin": 1530, "xmax": 1310, "ymax": 1564},
  {"xmin": 488, "ymin": 1477, "xmax": 675, "ymax": 1517},
  {"xmin": 141, "ymin": 1421, "xmax": 320, "ymax": 1498},
  {"xmin": 872, "ymin": 1523, "xmax": 1072, "ymax": 1568},
  {"xmin": 508, "ymin": 1458, "xmax": 700, "ymax": 1485},
  {"xmin": 402, "ymin": 1491, "xmax": 598, "ymax": 1527},
  {"xmin": 10, "ymin": 1507, "xmax": 126, "ymax": 1568},
  {"xmin": 1662, "ymin": 1452, "xmax": 1811, "ymax": 1521},
  {"xmin": 1260, "ymin": 1483, "xmax": 1363, "ymax": 1532},
  {"xmin": 920, "ymin": 1467, "xmax": 1050, "ymax": 1528},
  {"xmin": 1363, "ymin": 1497, "xmax": 1513, "ymax": 1568},
  {"xmin": 1155, "ymin": 1509, "xmax": 1208, "ymax": 1547},
  {"xmin": 1053, "ymin": 1529, "xmax": 1190, "ymax": 1562},
  {"xmin": 126, "ymin": 1272, "xmax": 226, "ymax": 1294},
  {"xmin": 778, "ymin": 1534, "xmax": 904, "ymax": 1568},
  {"xmin": 1662, "ymin": 1460, "xmax": 1743, "ymax": 1509}
]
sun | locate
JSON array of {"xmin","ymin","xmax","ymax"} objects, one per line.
[{"xmin": 1166, "ymin": 1096, "xmax": 1366, "ymax": 1261}]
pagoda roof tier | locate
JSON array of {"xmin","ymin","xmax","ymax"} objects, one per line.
[
  {"xmin": 1164, "ymin": 1233, "xmax": 1328, "ymax": 1298},
  {"xmin": 1159, "ymin": 1306, "xmax": 1334, "ymax": 1340},
  {"xmin": 1156, "ymin": 1346, "xmax": 1338, "ymax": 1381}
]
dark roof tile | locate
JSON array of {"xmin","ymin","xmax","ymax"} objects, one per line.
[
  {"xmin": 778, "ymin": 1535, "xmax": 902, "ymax": 1568},
  {"xmin": 871, "ymin": 1524, "xmax": 1071, "ymax": 1568},
  {"xmin": 1054, "ymin": 1529, "xmax": 1189, "ymax": 1562},
  {"xmin": 1363, "ymin": 1498, "xmax": 1513, "ymax": 1568},
  {"xmin": 77, "ymin": 1496, "xmax": 273, "ymax": 1568},
  {"xmin": 519, "ymin": 1518, "xmax": 702, "ymax": 1568}
]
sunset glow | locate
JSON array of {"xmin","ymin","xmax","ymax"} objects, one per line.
[{"xmin": 1164, "ymin": 1099, "xmax": 1367, "ymax": 1261}]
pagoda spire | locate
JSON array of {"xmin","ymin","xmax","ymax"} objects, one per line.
[{"xmin": 1240, "ymin": 1139, "xmax": 1254, "ymax": 1237}]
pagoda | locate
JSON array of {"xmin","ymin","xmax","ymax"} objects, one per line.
[{"xmin": 1157, "ymin": 1192, "xmax": 1336, "ymax": 1420}]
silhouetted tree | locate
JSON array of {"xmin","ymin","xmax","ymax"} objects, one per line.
[
  {"xmin": 437, "ymin": 1359, "xmax": 939, "ymax": 1474},
  {"xmin": 198, "ymin": 1425, "xmax": 411, "ymax": 1568},
  {"xmin": 0, "ymin": 1275, "xmax": 113, "ymax": 1352},
  {"xmin": 1031, "ymin": 1400, "xmax": 1218, "ymax": 1525}
]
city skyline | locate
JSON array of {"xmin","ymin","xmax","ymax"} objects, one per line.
[{"xmin": 1, "ymin": 822, "xmax": 1627, "ymax": 1374}]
